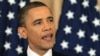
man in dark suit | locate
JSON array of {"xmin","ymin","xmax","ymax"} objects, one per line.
[{"xmin": 18, "ymin": 1, "xmax": 65, "ymax": 56}]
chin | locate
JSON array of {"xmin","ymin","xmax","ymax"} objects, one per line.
[{"xmin": 42, "ymin": 43, "xmax": 55, "ymax": 50}]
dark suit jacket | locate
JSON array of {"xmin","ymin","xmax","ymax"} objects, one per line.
[{"xmin": 18, "ymin": 50, "xmax": 65, "ymax": 56}]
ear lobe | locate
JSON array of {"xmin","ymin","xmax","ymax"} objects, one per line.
[{"xmin": 18, "ymin": 27, "xmax": 27, "ymax": 39}]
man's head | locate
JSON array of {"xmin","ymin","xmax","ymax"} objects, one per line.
[{"xmin": 18, "ymin": 1, "xmax": 56, "ymax": 53}]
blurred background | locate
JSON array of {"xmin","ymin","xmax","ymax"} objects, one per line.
[{"xmin": 1, "ymin": 0, "xmax": 100, "ymax": 56}]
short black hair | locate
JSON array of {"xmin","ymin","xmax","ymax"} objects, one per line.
[{"xmin": 18, "ymin": 1, "xmax": 48, "ymax": 27}]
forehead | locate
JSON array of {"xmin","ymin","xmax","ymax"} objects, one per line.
[
  {"xmin": 25, "ymin": 6, "xmax": 52, "ymax": 20},
  {"xmin": 23, "ymin": 6, "xmax": 53, "ymax": 24},
  {"xmin": 27, "ymin": 6, "xmax": 51, "ymax": 15}
]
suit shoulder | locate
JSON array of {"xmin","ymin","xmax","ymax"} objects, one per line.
[
  {"xmin": 18, "ymin": 51, "xmax": 27, "ymax": 56},
  {"xmin": 53, "ymin": 51, "xmax": 65, "ymax": 56}
]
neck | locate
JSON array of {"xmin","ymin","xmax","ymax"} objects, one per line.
[{"xmin": 29, "ymin": 45, "xmax": 49, "ymax": 55}]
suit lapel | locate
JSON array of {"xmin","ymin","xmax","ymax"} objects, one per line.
[
  {"xmin": 19, "ymin": 51, "xmax": 27, "ymax": 56},
  {"xmin": 53, "ymin": 50, "xmax": 62, "ymax": 56},
  {"xmin": 53, "ymin": 50, "xmax": 66, "ymax": 56}
]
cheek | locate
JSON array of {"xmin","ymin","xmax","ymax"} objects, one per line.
[
  {"xmin": 27, "ymin": 31, "xmax": 41, "ymax": 45},
  {"xmin": 52, "ymin": 25, "xmax": 56, "ymax": 31},
  {"xmin": 27, "ymin": 28, "xmax": 41, "ymax": 40}
]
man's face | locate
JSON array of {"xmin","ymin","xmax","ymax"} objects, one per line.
[{"xmin": 21, "ymin": 6, "xmax": 56, "ymax": 50}]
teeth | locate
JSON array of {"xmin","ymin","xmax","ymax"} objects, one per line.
[
  {"xmin": 42, "ymin": 34, "xmax": 53, "ymax": 41},
  {"xmin": 45, "ymin": 34, "xmax": 51, "ymax": 38},
  {"xmin": 47, "ymin": 34, "xmax": 51, "ymax": 37}
]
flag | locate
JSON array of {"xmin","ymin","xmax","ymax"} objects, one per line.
[
  {"xmin": 54, "ymin": 0, "xmax": 100, "ymax": 56},
  {"xmin": 0, "ymin": 0, "xmax": 29, "ymax": 56}
]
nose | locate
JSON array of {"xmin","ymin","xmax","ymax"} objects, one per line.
[{"xmin": 42, "ymin": 21, "xmax": 51, "ymax": 31}]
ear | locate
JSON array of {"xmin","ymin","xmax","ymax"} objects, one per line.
[{"xmin": 18, "ymin": 27, "xmax": 27, "ymax": 39}]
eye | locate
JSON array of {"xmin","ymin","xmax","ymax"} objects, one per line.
[
  {"xmin": 49, "ymin": 18, "xmax": 54, "ymax": 22},
  {"xmin": 48, "ymin": 17, "xmax": 54, "ymax": 23},
  {"xmin": 35, "ymin": 21, "xmax": 41, "ymax": 25},
  {"xmin": 33, "ymin": 19, "xmax": 42, "ymax": 25}
]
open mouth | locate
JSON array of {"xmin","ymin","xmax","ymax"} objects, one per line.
[{"xmin": 42, "ymin": 33, "xmax": 53, "ymax": 42}]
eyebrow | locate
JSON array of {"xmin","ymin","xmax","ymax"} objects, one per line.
[
  {"xmin": 33, "ymin": 16, "xmax": 54, "ymax": 23},
  {"xmin": 33, "ymin": 18, "xmax": 42, "ymax": 23},
  {"xmin": 47, "ymin": 16, "xmax": 53, "ymax": 20}
]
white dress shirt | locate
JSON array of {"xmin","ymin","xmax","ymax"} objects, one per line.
[{"xmin": 27, "ymin": 46, "xmax": 52, "ymax": 56}]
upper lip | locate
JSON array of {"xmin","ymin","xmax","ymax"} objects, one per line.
[{"xmin": 42, "ymin": 32, "xmax": 53, "ymax": 38}]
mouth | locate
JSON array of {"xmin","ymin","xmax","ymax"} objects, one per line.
[{"xmin": 42, "ymin": 33, "xmax": 53, "ymax": 42}]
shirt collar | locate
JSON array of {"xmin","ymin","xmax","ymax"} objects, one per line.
[{"xmin": 27, "ymin": 46, "xmax": 52, "ymax": 56}]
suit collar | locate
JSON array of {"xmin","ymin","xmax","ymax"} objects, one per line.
[
  {"xmin": 19, "ymin": 50, "xmax": 65, "ymax": 56},
  {"xmin": 27, "ymin": 47, "xmax": 52, "ymax": 56}
]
